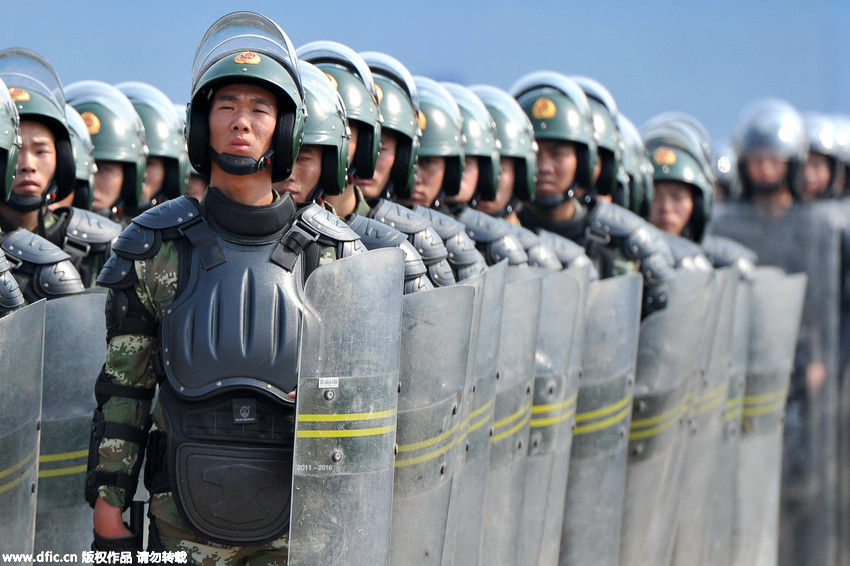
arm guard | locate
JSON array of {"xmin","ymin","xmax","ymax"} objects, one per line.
[
  {"xmin": 455, "ymin": 206, "xmax": 529, "ymax": 267},
  {"xmin": 511, "ymin": 225, "xmax": 563, "ymax": 271},
  {"xmin": 700, "ymin": 234, "xmax": 758, "ymax": 280},
  {"xmin": 1, "ymin": 228, "xmax": 85, "ymax": 300},
  {"xmin": 536, "ymin": 229, "xmax": 599, "ymax": 279},
  {"xmin": 413, "ymin": 205, "xmax": 488, "ymax": 282},
  {"xmin": 659, "ymin": 231, "xmax": 714, "ymax": 273},
  {"xmin": 0, "ymin": 252, "xmax": 23, "ymax": 315},
  {"xmin": 585, "ymin": 201, "xmax": 676, "ymax": 315}
]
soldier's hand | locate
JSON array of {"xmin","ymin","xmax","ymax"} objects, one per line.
[
  {"xmin": 806, "ymin": 362, "xmax": 826, "ymax": 394},
  {"xmin": 93, "ymin": 496, "xmax": 133, "ymax": 539},
  {"xmin": 288, "ymin": 387, "xmax": 297, "ymax": 400}
]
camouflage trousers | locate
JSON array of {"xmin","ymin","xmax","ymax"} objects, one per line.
[{"xmin": 149, "ymin": 492, "xmax": 289, "ymax": 566}]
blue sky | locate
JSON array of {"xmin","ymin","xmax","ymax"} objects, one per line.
[{"xmin": 5, "ymin": 0, "xmax": 844, "ymax": 146}]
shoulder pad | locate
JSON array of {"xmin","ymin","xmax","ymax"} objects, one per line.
[
  {"xmin": 426, "ymin": 258, "xmax": 456, "ymax": 287},
  {"xmin": 585, "ymin": 201, "xmax": 646, "ymax": 242},
  {"xmin": 66, "ymin": 208, "xmax": 122, "ymax": 249},
  {"xmin": 298, "ymin": 203, "xmax": 360, "ymax": 242},
  {"xmin": 35, "ymin": 259, "xmax": 85, "ymax": 298},
  {"xmin": 368, "ymin": 199, "xmax": 431, "ymax": 234},
  {"xmin": 132, "ymin": 197, "xmax": 201, "ymax": 230},
  {"xmin": 347, "ymin": 215, "xmax": 408, "ymax": 249},
  {"xmin": 701, "ymin": 234, "xmax": 758, "ymax": 269},
  {"xmin": 412, "ymin": 205, "xmax": 466, "ymax": 239},
  {"xmin": 444, "ymin": 231, "xmax": 488, "ymax": 276},
  {"xmin": 96, "ymin": 253, "xmax": 137, "ymax": 289},
  {"xmin": 660, "ymin": 233, "xmax": 713, "ymax": 272},
  {"xmin": 512, "ymin": 226, "xmax": 562, "ymax": 271},
  {"xmin": 398, "ymin": 240, "xmax": 431, "ymax": 284},
  {"xmin": 2, "ymin": 228, "xmax": 71, "ymax": 265},
  {"xmin": 537, "ymin": 230, "xmax": 595, "ymax": 271},
  {"xmin": 455, "ymin": 207, "xmax": 512, "ymax": 243},
  {"xmin": 112, "ymin": 223, "xmax": 162, "ymax": 261},
  {"xmin": 485, "ymin": 233, "xmax": 529, "ymax": 266},
  {"xmin": 0, "ymin": 254, "xmax": 23, "ymax": 313}
]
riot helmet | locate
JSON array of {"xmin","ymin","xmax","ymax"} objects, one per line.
[
  {"xmin": 616, "ymin": 113, "xmax": 650, "ymax": 215},
  {"xmin": 298, "ymin": 41, "xmax": 382, "ymax": 180},
  {"xmin": 281, "ymin": 60, "xmax": 350, "ymax": 202},
  {"xmin": 801, "ymin": 112, "xmax": 840, "ymax": 199},
  {"xmin": 570, "ymin": 76, "xmax": 624, "ymax": 197},
  {"xmin": 442, "ymin": 82, "xmax": 501, "ymax": 203},
  {"xmin": 0, "ymin": 48, "xmax": 74, "ymax": 209},
  {"xmin": 468, "ymin": 84, "xmax": 537, "ymax": 205},
  {"xmin": 641, "ymin": 116, "xmax": 715, "ymax": 242},
  {"xmin": 410, "ymin": 76, "xmax": 465, "ymax": 203},
  {"xmin": 711, "ymin": 141, "xmax": 740, "ymax": 202},
  {"xmin": 732, "ymin": 98, "xmax": 807, "ymax": 199},
  {"xmin": 188, "ymin": 12, "xmax": 305, "ymax": 183},
  {"xmin": 116, "ymin": 81, "xmax": 189, "ymax": 203},
  {"xmin": 509, "ymin": 71, "xmax": 597, "ymax": 206},
  {"xmin": 360, "ymin": 51, "xmax": 420, "ymax": 199},
  {"xmin": 64, "ymin": 104, "xmax": 96, "ymax": 209},
  {"xmin": 831, "ymin": 114, "xmax": 850, "ymax": 194},
  {"xmin": 0, "ymin": 78, "xmax": 20, "ymax": 203},
  {"xmin": 65, "ymin": 80, "xmax": 148, "ymax": 215}
]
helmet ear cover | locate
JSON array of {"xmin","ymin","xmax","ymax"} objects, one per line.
[
  {"xmin": 350, "ymin": 118, "xmax": 375, "ymax": 180},
  {"xmin": 188, "ymin": 81, "xmax": 301, "ymax": 183},
  {"xmin": 441, "ymin": 155, "xmax": 463, "ymax": 197},
  {"xmin": 319, "ymin": 144, "xmax": 342, "ymax": 197},
  {"xmin": 476, "ymin": 156, "xmax": 497, "ymax": 202},
  {"xmin": 388, "ymin": 134, "xmax": 417, "ymax": 199}
]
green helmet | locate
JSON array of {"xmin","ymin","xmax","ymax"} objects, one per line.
[
  {"xmin": 64, "ymin": 103, "xmax": 96, "ymax": 209},
  {"xmin": 616, "ymin": 113, "xmax": 650, "ymax": 215},
  {"xmin": 641, "ymin": 116, "xmax": 716, "ymax": 242},
  {"xmin": 65, "ymin": 80, "xmax": 148, "ymax": 214},
  {"xmin": 360, "ymin": 51, "xmax": 420, "ymax": 199},
  {"xmin": 469, "ymin": 84, "xmax": 537, "ymax": 202},
  {"xmin": 298, "ymin": 41, "xmax": 382, "ymax": 180},
  {"xmin": 732, "ymin": 98, "xmax": 807, "ymax": 199},
  {"xmin": 188, "ymin": 12, "xmax": 305, "ymax": 183},
  {"xmin": 442, "ymin": 82, "xmax": 501, "ymax": 202},
  {"xmin": 0, "ymin": 78, "xmax": 20, "ymax": 202},
  {"xmin": 0, "ymin": 48, "xmax": 75, "ymax": 206},
  {"xmin": 117, "ymin": 81, "xmax": 189, "ymax": 200},
  {"xmin": 510, "ymin": 71, "xmax": 597, "ymax": 204},
  {"xmin": 570, "ymin": 76, "xmax": 624, "ymax": 197},
  {"xmin": 299, "ymin": 60, "xmax": 350, "ymax": 198},
  {"xmin": 413, "ymin": 76, "xmax": 465, "ymax": 197}
]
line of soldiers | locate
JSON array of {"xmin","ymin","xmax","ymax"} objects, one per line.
[{"xmin": 0, "ymin": 10, "xmax": 844, "ymax": 566}]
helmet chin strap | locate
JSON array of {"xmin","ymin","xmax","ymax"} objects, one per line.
[
  {"xmin": 532, "ymin": 183, "xmax": 577, "ymax": 209},
  {"xmin": 211, "ymin": 148, "xmax": 274, "ymax": 176},
  {"xmin": 748, "ymin": 180, "xmax": 784, "ymax": 195},
  {"xmin": 6, "ymin": 179, "xmax": 57, "ymax": 213}
]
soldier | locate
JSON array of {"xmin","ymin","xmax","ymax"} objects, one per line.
[
  {"xmin": 116, "ymin": 82, "xmax": 189, "ymax": 209},
  {"xmin": 616, "ymin": 113, "xmax": 653, "ymax": 218},
  {"xmin": 0, "ymin": 49, "xmax": 116, "ymax": 288},
  {"xmin": 510, "ymin": 71, "xmax": 674, "ymax": 315},
  {"xmin": 85, "ymin": 12, "xmax": 368, "ymax": 563},
  {"xmin": 801, "ymin": 112, "xmax": 840, "ymax": 200},
  {"xmin": 65, "ymin": 80, "xmax": 148, "ymax": 226}
]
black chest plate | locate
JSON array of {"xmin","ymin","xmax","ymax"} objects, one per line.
[{"xmin": 161, "ymin": 235, "xmax": 304, "ymax": 402}]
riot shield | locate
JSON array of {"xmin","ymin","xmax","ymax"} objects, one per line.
[
  {"xmin": 711, "ymin": 201, "xmax": 840, "ymax": 566},
  {"xmin": 480, "ymin": 267, "xmax": 542, "ymax": 566},
  {"xmin": 519, "ymin": 264, "xmax": 590, "ymax": 566},
  {"xmin": 559, "ymin": 273, "xmax": 643, "ymax": 566},
  {"xmin": 34, "ymin": 293, "xmax": 105, "ymax": 558},
  {"xmin": 448, "ymin": 261, "xmax": 507, "ymax": 566},
  {"xmin": 707, "ymin": 269, "xmax": 751, "ymax": 566},
  {"xmin": 671, "ymin": 268, "xmax": 737, "ymax": 566},
  {"xmin": 389, "ymin": 284, "xmax": 475, "ymax": 566},
  {"xmin": 731, "ymin": 267, "xmax": 806, "ymax": 566},
  {"xmin": 618, "ymin": 270, "xmax": 713, "ymax": 566},
  {"xmin": 0, "ymin": 300, "xmax": 46, "ymax": 559},
  {"xmin": 288, "ymin": 248, "xmax": 405, "ymax": 566}
]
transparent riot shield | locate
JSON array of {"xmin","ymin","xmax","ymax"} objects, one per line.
[
  {"xmin": 288, "ymin": 249, "xmax": 405, "ymax": 566},
  {"xmin": 707, "ymin": 269, "xmax": 751, "ymax": 566},
  {"xmin": 480, "ymin": 267, "xmax": 542, "ymax": 566},
  {"xmin": 671, "ymin": 268, "xmax": 737, "ymax": 566},
  {"xmin": 389, "ymin": 284, "xmax": 475, "ymax": 566},
  {"xmin": 731, "ymin": 267, "xmax": 806, "ymax": 566},
  {"xmin": 0, "ymin": 300, "xmax": 46, "ymax": 558},
  {"xmin": 559, "ymin": 273, "xmax": 643, "ymax": 566},
  {"xmin": 520, "ymin": 265, "xmax": 590, "ymax": 566},
  {"xmin": 711, "ymin": 201, "xmax": 839, "ymax": 566},
  {"xmin": 449, "ymin": 261, "xmax": 507, "ymax": 566},
  {"xmin": 34, "ymin": 293, "xmax": 105, "ymax": 557},
  {"xmin": 618, "ymin": 270, "xmax": 713, "ymax": 566}
]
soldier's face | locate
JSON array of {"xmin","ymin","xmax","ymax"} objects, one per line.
[
  {"xmin": 537, "ymin": 140, "xmax": 577, "ymax": 197},
  {"xmin": 649, "ymin": 180, "xmax": 694, "ymax": 237},
  {"xmin": 476, "ymin": 156, "xmax": 514, "ymax": 215},
  {"xmin": 450, "ymin": 156, "xmax": 479, "ymax": 204},
  {"xmin": 13, "ymin": 120, "xmax": 56, "ymax": 198},
  {"xmin": 411, "ymin": 155, "xmax": 445, "ymax": 206},
  {"xmin": 745, "ymin": 153, "xmax": 788, "ymax": 187},
  {"xmin": 142, "ymin": 156, "xmax": 165, "ymax": 202},
  {"xmin": 93, "ymin": 161, "xmax": 123, "ymax": 210},
  {"xmin": 208, "ymin": 83, "xmax": 278, "ymax": 161},
  {"xmin": 279, "ymin": 144, "xmax": 322, "ymax": 203},
  {"xmin": 357, "ymin": 130, "xmax": 396, "ymax": 198},
  {"xmin": 802, "ymin": 152, "xmax": 831, "ymax": 200}
]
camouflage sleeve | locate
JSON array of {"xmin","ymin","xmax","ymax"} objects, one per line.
[{"xmin": 96, "ymin": 242, "xmax": 179, "ymax": 508}]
